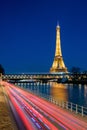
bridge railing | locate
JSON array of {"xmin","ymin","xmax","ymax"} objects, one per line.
[{"xmin": 48, "ymin": 96, "xmax": 87, "ymax": 117}]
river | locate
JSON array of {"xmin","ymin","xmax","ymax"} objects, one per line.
[{"xmin": 14, "ymin": 82, "xmax": 87, "ymax": 107}]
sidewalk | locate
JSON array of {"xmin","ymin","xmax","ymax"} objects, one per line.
[{"xmin": 0, "ymin": 84, "xmax": 18, "ymax": 130}]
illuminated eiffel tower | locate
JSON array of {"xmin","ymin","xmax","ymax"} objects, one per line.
[{"xmin": 50, "ymin": 24, "xmax": 68, "ymax": 73}]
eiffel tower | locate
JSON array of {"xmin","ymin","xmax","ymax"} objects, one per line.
[{"xmin": 50, "ymin": 24, "xmax": 68, "ymax": 73}]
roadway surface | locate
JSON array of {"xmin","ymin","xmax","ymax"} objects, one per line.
[{"xmin": 1, "ymin": 81, "xmax": 87, "ymax": 130}]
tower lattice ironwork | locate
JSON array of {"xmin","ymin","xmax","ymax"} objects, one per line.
[{"xmin": 50, "ymin": 24, "xmax": 68, "ymax": 73}]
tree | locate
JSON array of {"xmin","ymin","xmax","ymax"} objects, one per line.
[{"xmin": 0, "ymin": 64, "xmax": 5, "ymax": 74}]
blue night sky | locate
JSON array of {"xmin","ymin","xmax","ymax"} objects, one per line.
[{"xmin": 0, "ymin": 0, "xmax": 87, "ymax": 73}]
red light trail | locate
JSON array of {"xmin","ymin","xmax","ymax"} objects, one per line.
[{"xmin": 1, "ymin": 81, "xmax": 87, "ymax": 130}]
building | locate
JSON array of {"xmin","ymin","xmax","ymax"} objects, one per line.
[{"xmin": 50, "ymin": 24, "xmax": 68, "ymax": 73}]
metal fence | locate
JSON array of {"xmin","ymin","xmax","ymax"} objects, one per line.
[
  {"xmin": 48, "ymin": 96, "xmax": 87, "ymax": 117},
  {"xmin": 19, "ymin": 87, "xmax": 87, "ymax": 117}
]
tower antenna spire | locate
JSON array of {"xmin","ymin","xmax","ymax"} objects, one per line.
[{"xmin": 57, "ymin": 21, "xmax": 59, "ymax": 26}]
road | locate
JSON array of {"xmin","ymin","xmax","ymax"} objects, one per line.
[{"xmin": 1, "ymin": 81, "xmax": 87, "ymax": 130}]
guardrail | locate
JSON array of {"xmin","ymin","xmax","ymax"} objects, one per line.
[
  {"xmin": 18, "ymin": 85, "xmax": 87, "ymax": 117},
  {"xmin": 29, "ymin": 90, "xmax": 87, "ymax": 117},
  {"xmin": 48, "ymin": 96, "xmax": 87, "ymax": 117}
]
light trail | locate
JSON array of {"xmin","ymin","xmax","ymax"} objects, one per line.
[
  {"xmin": 6, "ymin": 87, "xmax": 36, "ymax": 130},
  {"xmin": 10, "ymin": 84, "xmax": 87, "ymax": 130},
  {"xmin": 1, "ymin": 81, "xmax": 87, "ymax": 130},
  {"xmin": 10, "ymin": 87, "xmax": 68, "ymax": 129},
  {"xmin": 6, "ymin": 83, "xmax": 59, "ymax": 130}
]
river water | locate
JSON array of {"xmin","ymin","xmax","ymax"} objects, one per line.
[{"xmin": 15, "ymin": 82, "xmax": 87, "ymax": 107}]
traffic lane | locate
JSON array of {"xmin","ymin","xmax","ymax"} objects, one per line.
[
  {"xmin": 9, "ymin": 86, "xmax": 78, "ymax": 130},
  {"xmin": 12, "ymin": 88, "xmax": 69, "ymax": 130},
  {"xmin": 6, "ymin": 87, "xmax": 37, "ymax": 130},
  {"xmin": 9, "ymin": 99, "xmax": 26, "ymax": 130},
  {"xmin": 2, "ymin": 82, "xmax": 87, "ymax": 130},
  {"xmin": 21, "ymin": 91, "xmax": 84, "ymax": 130},
  {"xmin": 8, "ymin": 85, "xmax": 67, "ymax": 130},
  {"xmin": 10, "ymin": 84, "xmax": 87, "ymax": 130},
  {"xmin": 25, "ymin": 91, "xmax": 87, "ymax": 130},
  {"xmin": 8, "ymin": 86, "xmax": 58, "ymax": 130}
]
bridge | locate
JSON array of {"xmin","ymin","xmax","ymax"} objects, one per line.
[
  {"xmin": 1, "ymin": 73, "xmax": 70, "ymax": 83},
  {"xmin": 1, "ymin": 72, "xmax": 87, "ymax": 84}
]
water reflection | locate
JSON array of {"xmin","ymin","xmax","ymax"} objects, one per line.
[
  {"xmin": 68, "ymin": 84, "xmax": 87, "ymax": 107},
  {"xmin": 15, "ymin": 82, "xmax": 87, "ymax": 107},
  {"xmin": 50, "ymin": 82, "xmax": 68, "ymax": 102},
  {"xmin": 84, "ymin": 85, "xmax": 87, "ymax": 106}
]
